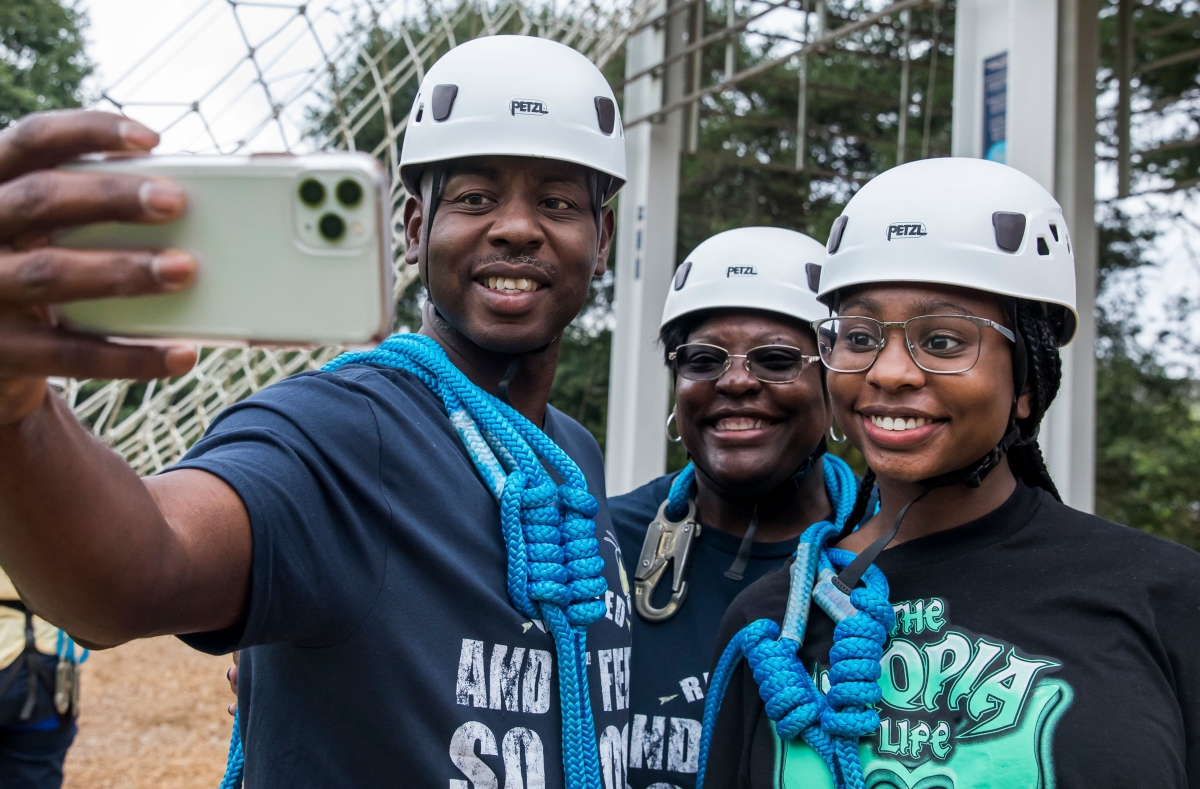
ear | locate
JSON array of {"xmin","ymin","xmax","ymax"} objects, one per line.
[
  {"xmin": 403, "ymin": 196, "xmax": 424, "ymax": 270},
  {"xmin": 593, "ymin": 205, "xmax": 615, "ymax": 277},
  {"xmin": 1016, "ymin": 385, "xmax": 1033, "ymax": 421}
]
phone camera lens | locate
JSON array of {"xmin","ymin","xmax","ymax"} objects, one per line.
[
  {"xmin": 299, "ymin": 179, "xmax": 325, "ymax": 207},
  {"xmin": 336, "ymin": 178, "xmax": 363, "ymax": 207},
  {"xmin": 319, "ymin": 213, "xmax": 346, "ymax": 241}
]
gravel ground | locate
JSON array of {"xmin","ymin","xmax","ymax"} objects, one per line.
[{"xmin": 62, "ymin": 637, "xmax": 234, "ymax": 789}]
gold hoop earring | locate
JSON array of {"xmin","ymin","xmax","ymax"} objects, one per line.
[
  {"xmin": 829, "ymin": 423, "xmax": 847, "ymax": 444},
  {"xmin": 665, "ymin": 412, "xmax": 683, "ymax": 443}
]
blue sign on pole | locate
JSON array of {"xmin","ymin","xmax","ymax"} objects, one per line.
[{"xmin": 983, "ymin": 52, "xmax": 1008, "ymax": 163}]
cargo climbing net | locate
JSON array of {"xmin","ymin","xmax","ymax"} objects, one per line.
[{"xmin": 69, "ymin": 0, "xmax": 657, "ymax": 474}]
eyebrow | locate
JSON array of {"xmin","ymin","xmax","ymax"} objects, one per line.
[
  {"xmin": 839, "ymin": 296, "xmax": 975, "ymax": 316},
  {"xmin": 445, "ymin": 165, "xmax": 500, "ymax": 182}
]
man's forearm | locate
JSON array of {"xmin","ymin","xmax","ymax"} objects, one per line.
[{"xmin": 0, "ymin": 391, "xmax": 245, "ymax": 646}]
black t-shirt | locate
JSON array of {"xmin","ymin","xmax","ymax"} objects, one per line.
[
  {"xmin": 706, "ymin": 482, "xmax": 1200, "ymax": 789},
  {"xmin": 610, "ymin": 474, "xmax": 799, "ymax": 789},
  {"xmin": 173, "ymin": 365, "xmax": 632, "ymax": 789}
]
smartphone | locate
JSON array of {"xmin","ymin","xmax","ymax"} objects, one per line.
[{"xmin": 54, "ymin": 152, "xmax": 394, "ymax": 346}]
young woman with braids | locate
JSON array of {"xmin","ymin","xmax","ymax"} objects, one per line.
[{"xmin": 699, "ymin": 159, "xmax": 1200, "ymax": 789}]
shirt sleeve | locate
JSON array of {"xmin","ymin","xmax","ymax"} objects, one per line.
[{"xmin": 173, "ymin": 368, "xmax": 392, "ymax": 653}]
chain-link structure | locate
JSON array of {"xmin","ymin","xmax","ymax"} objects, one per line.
[{"xmin": 77, "ymin": 0, "xmax": 656, "ymax": 472}]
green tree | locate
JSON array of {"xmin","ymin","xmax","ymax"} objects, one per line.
[
  {"xmin": 1093, "ymin": 0, "xmax": 1200, "ymax": 547},
  {"xmin": 0, "ymin": 0, "xmax": 92, "ymax": 128}
]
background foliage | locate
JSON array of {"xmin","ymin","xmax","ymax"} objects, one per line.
[
  {"xmin": 0, "ymin": 0, "xmax": 91, "ymax": 128},
  {"xmin": 14, "ymin": 0, "xmax": 1200, "ymax": 548}
]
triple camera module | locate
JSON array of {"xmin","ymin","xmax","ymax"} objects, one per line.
[{"xmin": 297, "ymin": 175, "xmax": 367, "ymax": 248}]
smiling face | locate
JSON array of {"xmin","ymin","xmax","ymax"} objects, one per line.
[
  {"xmin": 404, "ymin": 155, "xmax": 613, "ymax": 354},
  {"xmin": 672, "ymin": 309, "xmax": 830, "ymax": 499},
  {"xmin": 828, "ymin": 284, "xmax": 1031, "ymax": 484}
]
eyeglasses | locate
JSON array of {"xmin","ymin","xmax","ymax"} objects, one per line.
[
  {"xmin": 812, "ymin": 315, "xmax": 1016, "ymax": 375},
  {"xmin": 669, "ymin": 343, "xmax": 820, "ymax": 384}
]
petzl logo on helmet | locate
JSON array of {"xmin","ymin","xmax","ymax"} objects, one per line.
[
  {"xmin": 887, "ymin": 222, "xmax": 928, "ymax": 240},
  {"xmin": 510, "ymin": 99, "xmax": 549, "ymax": 116},
  {"xmin": 726, "ymin": 266, "xmax": 757, "ymax": 277}
]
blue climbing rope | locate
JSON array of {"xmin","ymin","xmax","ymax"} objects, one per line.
[
  {"xmin": 696, "ymin": 455, "xmax": 894, "ymax": 789},
  {"xmin": 216, "ymin": 333, "xmax": 609, "ymax": 789},
  {"xmin": 666, "ymin": 462, "xmax": 697, "ymax": 521},
  {"xmin": 220, "ymin": 715, "xmax": 245, "ymax": 789}
]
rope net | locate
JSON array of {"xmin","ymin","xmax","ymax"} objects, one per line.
[{"xmin": 74, "ymin": 0, "xmax": 656, "ymax": 474}]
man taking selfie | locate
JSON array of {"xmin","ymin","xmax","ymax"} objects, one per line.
[{"xmin": 0, "ymin": 36, "xmax": 632, "ymax": 789}]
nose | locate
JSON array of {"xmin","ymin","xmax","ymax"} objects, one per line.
[
  {"xmin": 865, "ymin": 329, "xmax": 925, "ymax": 392},
  {"xmin": 486, "ymin": 195, "xmax": 546, "ymax": 255},
  {"xmin": 714, "ymin": 355, "xmax": 762, "ymax": 397}
]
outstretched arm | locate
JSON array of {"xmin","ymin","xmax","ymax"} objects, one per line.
[{"xmin": 0, "ymin": 111, "xmax": 251, "ymax": 648}]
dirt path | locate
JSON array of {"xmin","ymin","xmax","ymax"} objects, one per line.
[{"xmin": 62, "ymin": 637, "xmax": 234, "ymax": 789}]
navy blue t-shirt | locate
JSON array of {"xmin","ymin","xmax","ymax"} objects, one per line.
[
  {"xmin": 610, "ymin": 474, "xmax": 799, "ymax": 789},
  {"xmin": 173, "ymin": 364, "xmax": 633, "ymax": 789}
]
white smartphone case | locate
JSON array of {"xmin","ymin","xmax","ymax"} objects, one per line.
[{"xmin": 55, "ymin": 152, "xmax": 394, "ymax": 346}]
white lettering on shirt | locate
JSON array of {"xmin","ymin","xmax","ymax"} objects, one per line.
[
  {"xmin": 613, "ymin": 647, "xmax": 631, "ymax": 710},
  {"xmin": 522, "ymin": 649, "xmax": 552, "ymax": 714},
  {"xmin": 456, "ymin": 640, "xmax": 488, "ymax": 708},
  {"xmin": 449, "ymin": 721, "xmax": 498, "ymax": 789},
  {"xmin": 599, "ymin": 724, "xmax": 628, "ymax": 789},
  {"xmin": 666, "ymin": 718, "xmax": 702, "ymax": 773},
  {"xmin": 678, "ymin": 676, "xmax": 704, "ymax": 703},
  {"xmin": 489, "ymin": 645, "xmax": 525, "ymax": 712},
  {"xmin": 501, "ymin": 727, "xmax": 546, "ymax": 789},
  {"xmin": 628, "ymin": 714, "xmax": 666, "ymax": 769},
  {"xmin": 598, "ymin": 649, "xmax": 614, "ymax": 712}
]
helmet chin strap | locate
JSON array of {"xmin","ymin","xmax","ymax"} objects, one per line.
[
  {"xmin": 832, "ymin": 304, "xmax": 1030, "ymax": 594},
  {"xmin": 708, "ymin": 437, "xmax": 828, "ymax": 582}
]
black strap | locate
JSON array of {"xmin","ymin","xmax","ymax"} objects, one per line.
[
  {"xmin": 497, "ymin": 357, "xmax": 522, "ymax": 405},
  {"xmin": 724, "ymin": 507, "xmax": 759, "ymax": 581}
]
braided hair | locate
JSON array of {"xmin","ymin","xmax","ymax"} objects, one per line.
[
  {"xmin": 842, "ymin": 298, "xmax": 1067, "ymax": 526},
  {"xmin": 1008, "ymin": 299, "xmax": 1066, "ymax": 501}
]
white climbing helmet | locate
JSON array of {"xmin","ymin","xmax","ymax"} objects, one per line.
[
  {"xmin": 661, "ymin": 227, "xmax": 829, "ymax": 328},
  {"xmin": 814, "ymin": 158, "xmax": 1078, "ymax": 345},
  {"xmin": 399, "ymin": 36, "xmax": 626, "ymax": 202}
]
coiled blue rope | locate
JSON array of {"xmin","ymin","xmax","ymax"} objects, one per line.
[
  {"xmin": 217, "ymin": 333, "xmax": 608, "ymax": 789},
  {"xmin": 696, "ymin": 455, "xmax": 894, "ymax": 789}
]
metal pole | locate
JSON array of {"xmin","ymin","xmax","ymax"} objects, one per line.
[
  {"xmin": 725, "ymin": 0, "xmax": 736, "ymax": 82},
  {"xmin": 605, "ymin": 0, "xmax": 687, "ymax": 495},
  {"xmin": 897, "ymin": 9, "xmax": 912, "ymax": 166},
  {"xmin": 1116, "ymin": 0, "xmax": 1134, "ymax": 198},
  {"xmin": 687, "ymin": 0, "xmax": 705, "ymax": 153},
  {"xmin": 921, "ymin": 5, "xmax": 941, "ymax": 160},
  {"xmin": 796, "ymin": 0, "xmax": 811, "ymax": 170}
]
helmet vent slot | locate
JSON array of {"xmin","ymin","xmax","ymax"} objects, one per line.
[
  {"xmin": 431, "ymin": 84, "xmax": 458, "ymax": 121},
  {"xmin": 805, "ymin": 263, "xmax": 822, "ymax": 293},
  {"xmin": 827, "ymin": 216, "xmax": 848, "ymax": 254},
  {"xmin": 1049, "ymin": 223, "xmax": 1059, "ymax": 242},
  {"xmin": 1037, "ymin": 237, "xmax": 1050, "ymax": 256},
  {"xmin": 992, "ymin": 212, "xmax": 1026, "ymax": 253},
  {"xmin": 673, "ymin": 261, "xmax": 692, "ymax": 290},
  {"xmin": 414, "ymin": 104, "xmax": 424, "ymax": 123},
  {"xmin": 594, "ymin": 97, "xmax": 616, "ymax": 135}
]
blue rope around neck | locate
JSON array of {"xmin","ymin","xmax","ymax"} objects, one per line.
[
  {"xmin": 695, "ymin": 454, "xmax": 895, "ymax": 789},
  {"xmin": 666, "ymin": 462, "xmax": 697, "ymax": 521},
  {"xmin": 218, "ymin": 333, "xmax": 609, "ymax": 789}
]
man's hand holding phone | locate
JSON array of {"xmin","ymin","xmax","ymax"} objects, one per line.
[{"xmin": 0, "ymin": 110, "xmax": 198, "ymax": 427}]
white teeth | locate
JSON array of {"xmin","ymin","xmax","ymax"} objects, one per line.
[
  {"xmin": 869, "ymin": 415, "xmax": 929, "ymax": 432},
  {"xmin": 483, "ymin": 276, "xmax": 539, "ymax": 293},
  {"xmin": 715, "ymin": 417, "xmax": 768, "ymax": 431}
]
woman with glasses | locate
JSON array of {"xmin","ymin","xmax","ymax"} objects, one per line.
[
  {"xmin": 611, "ymin": 227, "xmax": 867, "ymax": 789},
  {"xmin": 698, "ymin": 159, "xmax": 1200, "ymax": 789}
]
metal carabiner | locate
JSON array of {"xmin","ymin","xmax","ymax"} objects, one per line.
[{"xmin": 634, "ymin": 498, "xmax": 702, "ymax": 622}]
